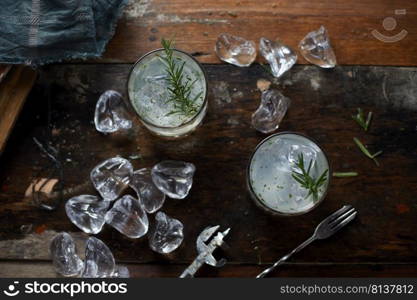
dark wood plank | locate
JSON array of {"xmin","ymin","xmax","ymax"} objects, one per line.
[
  {"xmin": 100, "ymin": 0, "xmax": 417, "ymax": 65},
  {"xmin": 1, "ymin": 262, "xmax": 416, "ymax": 278},
  {"xmin": 0, "ymin": 65, "xmax": 11, "ymax": 83},
  {"xmin": 0, "ymin": 65, "xmax": 417, "ymax": 274},
  {"xmin": 0, "ymin": 66, "xmax": 37, "ymax": 155}
]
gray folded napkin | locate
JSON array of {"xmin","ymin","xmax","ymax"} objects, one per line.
[{"xmin": 0, "ymin": 0, "xmax": 128, "ymax": 65}]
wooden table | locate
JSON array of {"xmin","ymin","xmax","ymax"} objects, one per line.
[{"xmin": 0, "ymin": 0, "xmax": 417, "ymax": 278}]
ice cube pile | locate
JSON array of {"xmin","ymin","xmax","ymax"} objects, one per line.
[
  {"xmin": 214, "ymin": 26, "xmax": 336, "ymax": 134},
  {"xmin": 60, "ymin": 156, "xmax": 194, "ymax": 275},
  {"xmin": 214, "ymin": 26, "xmax": 336, "ymax": 70}
]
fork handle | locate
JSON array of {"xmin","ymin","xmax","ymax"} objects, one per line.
[{"xmin": 256, "ymin": 236, "xmax": 316, "ymax": 278}]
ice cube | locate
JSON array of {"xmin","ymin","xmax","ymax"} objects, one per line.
[
  {"xmin": 90, "ymin": 156, "xmax": 133, "ymax": 201},
  {"xmin": 94, "ymin": 90, "xmax": 132, "ymax": 133},
  {"xmin": 251, "ymin": 89, "xmax": 291, "ymax": 134},
  {"xmin": 65, "ymin": 195, "xmax": 110, "ymax": 234},
  {"xmin": 215, "ymin": 33, "xmax": 256, "ymax": 67},
  {"xmin": 145, "ymin": 74, "xmax": 168, "ymax": 84},
  {"xmin": 82, "ymin": 237, "xmax": 116, "ymax": 278},
  {"xmin": 149, "ymin": 212, "xmax": 184, "ymax": 254},
  {"xmin": 287, "ymin": 144, "xmax": 318, "ymax": 171},
  {"xmin": 151, "ymin": 160, "xmax": 196, "ymax": 199},
  {"xmin": 112, "ymin": 265, "xmax": 130, "ymax": 278},
  {"xmin": 299, "ymin": 26, "xmax": 337, "ymax": 68},
  {"xmin": 81, "ymin": 237, "xmax": 116, "ymax": 278},
  {"xmin": 141, "ymin": 78, "xmax": 169, "ymax": 104},
  {"xmin": 105, "ymin": 195, "xmax": 149, "ymax": 238},
  {"xmin": 50, "ymin": 232, "xmax": 83, "ymax": 277},
  {"xmin": 129, "ymin": 168, "xmax": 165, "ymax": 213},
  {"xmin": 259, "ymin": 37, "xmax": 297, "ymax": 78}
]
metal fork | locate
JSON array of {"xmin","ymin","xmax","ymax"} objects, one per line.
[{"xmin": 256, "ymin": 205, "xmax": 357, "ymax": 278}]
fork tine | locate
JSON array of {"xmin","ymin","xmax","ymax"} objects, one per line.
[
  {"xmin": 329, "ymin": 208, "xmax": 356, "ymax": 227},
  {"xmin": 330, "ymin": 211, "xmax": 357, "ymax": 233},
  {"xmin": 325, "ymin": 205, "xmax": 352, "ymax": 223}
]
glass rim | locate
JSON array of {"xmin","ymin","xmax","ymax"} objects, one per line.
[
  {"xmin": 126, "ymin": 48, "xmax": 209, "ymax": 130},
  {"xmin": 246, "ymin": 131, "xmax": 332, "ymax": 217}
]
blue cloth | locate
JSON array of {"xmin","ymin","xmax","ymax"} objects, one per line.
[{"xmin": 0, "ymin": 0, "xmax": 128, "ymax": 65}]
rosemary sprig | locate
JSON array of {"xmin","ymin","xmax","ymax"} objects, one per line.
[
  {"xmin": 158, "ymin": 38, "xmax": 201, "ymax": 117},
  {"xmin": 291, "ymin": 153, "xmax": 329, "ymax": 202},
  {"xmin": 333, "ymin": 172, "xmax": 358, "ymax": 178},
  {"xmin": 353, "ymin": 137, "xmax": 382, "ymax": 166},
  {"xmin": 260, "ymin": 63, "xmax": 273, "ymax": 76},
  {"xmin": 352, "ymin": 108, "xmax": 372, "ymax": 131}
]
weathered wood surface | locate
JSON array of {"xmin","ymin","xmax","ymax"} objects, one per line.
[
  {"xmin": 0, "ymin": 66, "xmax": 37, "ymax": 155},
  {"xmin": 0, "ymin": 64, "xmax": 417, "ymax": 277},
  {"xmin": 1, "ymin": 262, "xmax": 416, "ymax": 278},
  {"xmin": 0, "ymin": 65, "xmax": 11, "ymax": 83},
  {"xmin": 100, "ymin": 0, "xmax": 417, "ymax": 65}
]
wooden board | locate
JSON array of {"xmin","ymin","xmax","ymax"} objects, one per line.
[
  {"xmin": 0, "ymin": 65, "xmax": 11, "ymax": 83},
  {"xmin": 0, "ymin": 66, "xmax": 37, "ymax": 155},
  {"xmin": 1, "ymin": 262, "xmax": 416, "ymax": 278},
  {"xmin": 99, "ymin": 0, "xmax": 417, "ymax": 65},
  {"xmin": 0, "ymin": 64, "xmax": 416, "ymax": 277}
]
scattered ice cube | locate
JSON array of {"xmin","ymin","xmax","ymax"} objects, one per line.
[
  {"xmin": 140, "ymin": 76, "xmax": 169, "ymax": 107},
  {"xmin": 151, "ymin": 160, "xmax": 196, "ymax": 199},
  {"xmin": 299, "ymin": 26, "xmax": 337, "ymax": 68},
  {"xmin": 129, "ymin": 168, "xmax": 166, "ymax": 213},
  {"xmin": 259, "ymin": 37, "xmax": 297, "ymax": 78},
  {"xmin": 251, "ymin": 89, "xmax": 291, "ymax": 134},
  {"xmin": 65, "ymin": 195, "xmax": 110, "ymax": 234},
  {"xmin": 145, "ymin": 74, "xmax": 168, "ymax": 84},
  {"xmin": 149, "ymin": 212, "xmax": 184, "ymax": 254},
  {"xmin": 50, "ymin": 232, "xmax": 83, "ymax": 277},
  {"xmin": 82, "ymin": 237, "xmax": 116, "ymax": 278},
  {"xmin": 112, "ymin": 265, "xmax": 130, "ymax": 278},
  {"xmin": 94, "ymin": 90, "xmax": 132, "ymax": 133},
  {"xmin": 90, "ymin": 156, "xmax": 133, "ymax": 201},
  {"xmin": 215, "ymin": 33, "xmax": 257, "ymax": 67},
  {"xmin": 287, "ymin": 143, "xmax": 318, "ymax": 170},
  {"xmin": 105, "ymin": 195, "xmax": 149, "ymax": 238}
]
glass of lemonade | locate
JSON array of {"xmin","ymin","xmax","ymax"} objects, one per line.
[
  {"xmin": 247, "ymin": 132, "xmax": 331, "ymax": 216},
  {"xmin": 127, "ymin": 48, "xmax": 208, "ymax": 138}
]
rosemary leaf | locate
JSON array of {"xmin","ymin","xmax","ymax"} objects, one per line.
[
  {"xmin": 333, "ymin": 172, "xmax": 359, "ymax": 178},
  {"xmin": 292, "ymin": 174, "xmax": 305, "ymax": 185},
  {"xmin": 260, "ymin": 63, "xmax": 273, "ymax": 76},
  {"xmin": 316, "ymin": 169, "xmax": 329, "ymax": 185},
  {"xmin": 373, "ymin": 150, "xmax": 383, "ymax": 157},
  {"xmin": 352, "ymin": 108, "xmax": 373, "ymax": 131},
  {"xmin": 292, "ymin": 154, "xmax": 329, "ymax": 202},
  {"xmin": 353, "ymin": 137, "xmax": 382, "ymax": 166},
  {"xmin": 365, "ymin": 111, "xmax": 373, "ymax": 130},
  {"xmin": 353, "ymin": 137, "xmax": 372, "ymax": 158}
]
